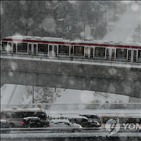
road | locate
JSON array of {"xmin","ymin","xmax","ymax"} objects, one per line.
[{"xmin": 1, "ymin": 127, "xmax": 141, "ymax": 141}]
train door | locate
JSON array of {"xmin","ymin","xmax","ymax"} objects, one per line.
[
  {"xmin": 90, "ymin": 47, "xmax": 94, "ymax": 58},
  {"xmin": 7, "ymin": 41, "xmax": 13, "ymax": 53},
  {"xmin": 70, "ymin": 46, "xmax": 74, "ymax": 55},
  {"xmin": 127, "ymin": 49, "xmax": 138, "ymax": 62},
  {"xmin": 54, "ymin": 44, "xmax": 58, "ymax": 57},
  {"xmin": 49, "ymin": 44, "xmax": 53, "ymax": 56},
  {"xmin": 111, "ymin": 48, "xmax": 116, "ymax": 60},
  {"xmin": 13, "ymin": 43, "xmax": 17, "ymax": 54},
  {"xmin": 133, "ymin": 49, "xmax": 138, "ymax": 62},
  {"xmin": 70, "ymin": 46, "xmax": 74, "ymax": 60},
  {"xmin": 84, "ymin": 47, "xmax": 90, "ymax": 58},
  {"xmin": 127, "ymin": 49, "xmax": 132, "ymax": 62},
  {"xmin": 106, "ymin": 48, "xmax": 116, "ymax": 60},
  {"xmin": 33, "ymin": 43, "xmax": 37, "ymax": 56},
  {"xmin": 28, "ymin": 43, "xmax": 32, "ymax": 55}
]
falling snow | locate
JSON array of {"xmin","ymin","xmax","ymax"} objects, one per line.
[{"xmin": 41, "ymin": 17, "xmax": 56, "ymax": 33}]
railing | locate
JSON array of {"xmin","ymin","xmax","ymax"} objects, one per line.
[{"xmin": 1, "ymin": 52, "xmax": 141, "ymax": 66}]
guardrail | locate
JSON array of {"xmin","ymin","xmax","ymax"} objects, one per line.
[
  {"xmin": 1, "ymin": 131, "xmax": 141, "ymax": 139},
  {"xmin": 1, "ymin": 127, "xmax": 141, "ymax": 139},
  {"xmin": 1, "ymin": 103, "xmax": 141, "ymax": 110}
]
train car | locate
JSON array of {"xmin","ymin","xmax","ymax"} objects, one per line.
[{"xmin": 1, "ymin": 35, "xmax": 141, "ymax": 63}]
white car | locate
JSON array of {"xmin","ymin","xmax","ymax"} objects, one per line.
[{"xmin": 49, "ymin": 119, "xmax": 82, "ymax": 132}]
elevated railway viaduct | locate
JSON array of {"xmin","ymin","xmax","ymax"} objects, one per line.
[{"xmin": 1, "ymin": 57, "xmax": 141, "ymax": 98}]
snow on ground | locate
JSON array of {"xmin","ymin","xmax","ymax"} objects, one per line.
[
  {"xmin": 1, "ymin": 84, "xmax": 17, "ymax": 105},
  {"xmin": 1, "ymin": 85, "xmax": 32, "ymax": 106},
  {"xmin": 53, "ymin": 90, "xmax": 130, "ymax": 104},
  {"xmin": 48, "ymin": 89, "xmax": 130, "ymax": 111}
]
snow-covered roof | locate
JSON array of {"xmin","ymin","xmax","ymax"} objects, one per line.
[
  {"xmin": 66, "ymin": 115, "xmax": 88, "ymax": 119},
  {"xmin": 101, "ymin": 113, "xmax": 141, "ymax": 117},
  {"xmin": 3, "ymin": 35, "xmax": 70, "ymax": 43},
  {"xmin": 3, "ymin": 35, "xmax": 141, "ymax": 47},
  {"xmin": 23, "ymin": 117, "xmax": 39, "ymax": 120},
  {"xmin": 0, "ymin": 119, "xmax": 7, "ymax": 122},
  {"xmin": 49, "ymin": 114, "xmax": 88, "ymax": 119},
  {"xmin": 50, "ymin": 119, "xmax": 70, "ymax": 123},
  {"xmin": 71, "ymin": 39, "xmax": 141, "ymax": 47}
]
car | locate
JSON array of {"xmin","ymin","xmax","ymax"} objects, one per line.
[
  {"xmin": 79, "ymin": 114, "xmax": 101, "ymax": 120},
  {"xmin": 0, "ymin": 119, "xmax": 11, "ymax": 133},
  {"xmin": 22, "ymin": 117, "xmax": 49, "ymax": 128},
  {"xmin": 49, "ymin": 119, "xmax": 82, "ymax": 132},
  {"xmin": 79, "ymin": 114, "xmax": 101, "ymax": 127},
  {"xmin": 68, "ymin": 115, "xmax": 101, "ymax": 128}
]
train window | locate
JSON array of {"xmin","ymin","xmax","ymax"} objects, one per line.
[
  {"xmin": 116, "ymin": 49, "xmax": 127, "ymax": 59},
  {"xmin": 38, "ymin": 44, "xmax": 48, "ymax": 54},
  {"xmin": 58, "ymin": 45, "xmax": 69, "ymax": 55},
  {"xmin": 2, "ymin": 42, "xmax": 7, "ymax": 51},
  {"xmin": 17, "ymin": 43, "xmax": 27, "ymax": 52},
  {"xmin": 13, "ymin": 43, "xmax": 16, "ymax": 53},
  {"xmin": 95, "ymin": 47, "xmax": 105, "ymax": 57},
  {"xmin": 138, "ymin": 50, "xmax": 141, "ymax": 60},
  {"xmin": 74, "ymin": 46, "xmax": 84, "ymax": 56}
]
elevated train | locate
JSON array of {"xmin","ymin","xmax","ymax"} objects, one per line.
[{"xmin": 1, "ymin": 35, "xmax": 141, "ymax": 63}]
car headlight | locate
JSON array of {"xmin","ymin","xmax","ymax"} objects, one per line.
[
  {"xmin": 96, "ymin": 122, "xmax": 100, "ymax": 125},
  {"xmin": 79, "ymin": 126, "xmax": 82, "ymax": 128},
  {"xmin": 94, "ymin": 121, "xmax": 100, "ymax": 125}
]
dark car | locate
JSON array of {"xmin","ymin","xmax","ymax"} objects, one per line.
[
  {"xmin": 79, "ymin": 114, "xmax": 101, "ymax": 126},
  {"xmin": 22, "ymin": 117, "xmax": 49, "ymax": 128},
  {"xmin": 68, "ymin": 116, "xmax": 100, "ymax": 128},
  {"xmin": 0, "ymin": 120, "xmax": 11, "ymax": 133},
  {"xmin": 79, "ymin": 114, "xmax": 100, "ymax": 120}
]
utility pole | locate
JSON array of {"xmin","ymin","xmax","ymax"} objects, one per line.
[
  {"xmin": 32, "ymin": 86, "xmax": 34, "ymax": 104},
  {"xmin": 84, "ymin": 21, "xmax": 86, "ymax": 40}
]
